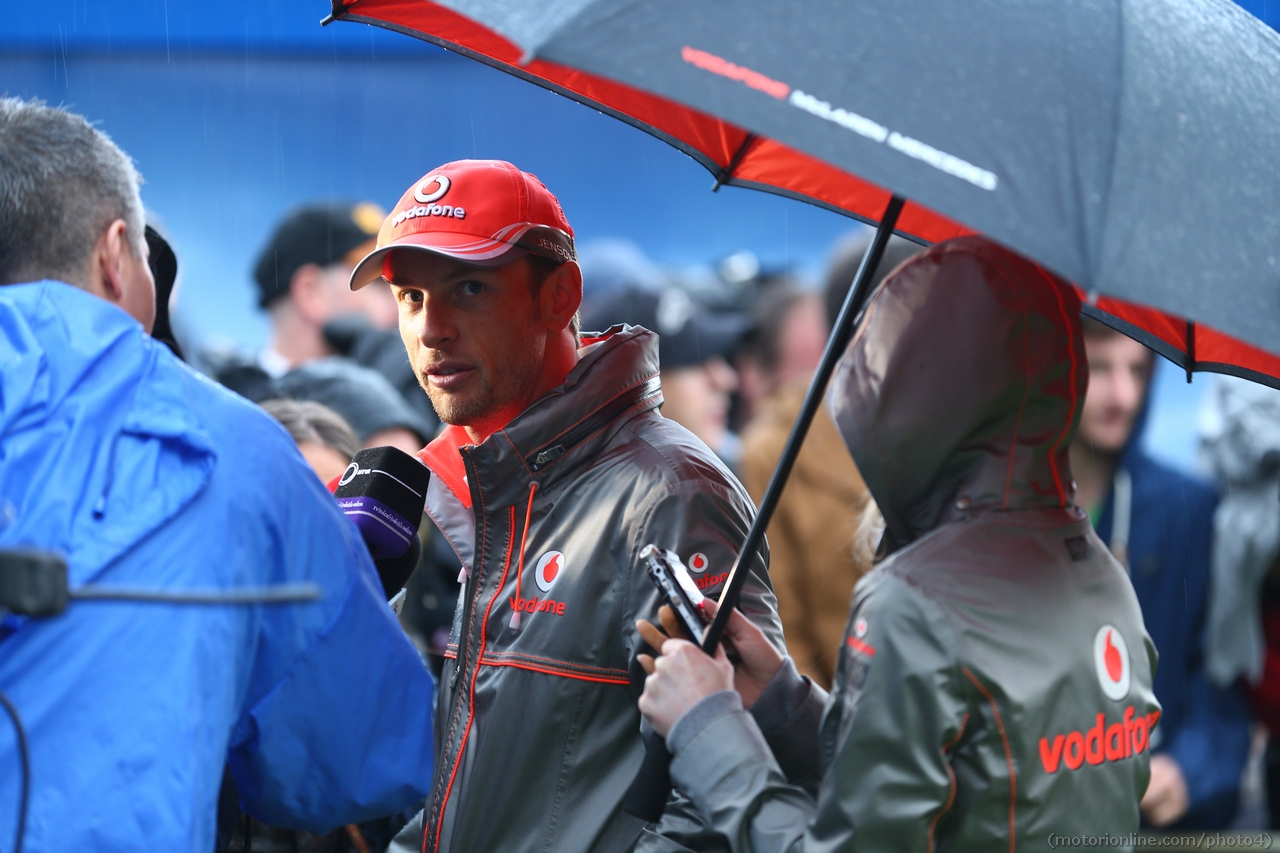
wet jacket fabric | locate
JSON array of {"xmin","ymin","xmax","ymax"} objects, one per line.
[
  {"xmin": 665, "ymin": 237, "xmax": 1160, "ymax": 851},
  {"xmin": 740, "ymin": 380, "xmax": 870, "ymax": 690},
  {"xmin": 1094, "ymin": 380, "xmax": 1250, "ymax": 829},
  {"xmin": 391, "ymin": 326, "xmax": 784, "ymax": 853},
  {"xmin": 0, "ymin": 282, "xmax": 435, "ymax": 851}
]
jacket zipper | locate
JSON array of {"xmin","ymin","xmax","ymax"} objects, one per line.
[
  {"xmin": 453, "ymin": 451, "xmax": 486, "ymax": 684},
  {"xmin": 428, "ymin": 450, "xmax": 487, "ymax": 852},
  {"xmin": 526, "ymin": 376, "xmax": 660, "ymax": 472}
]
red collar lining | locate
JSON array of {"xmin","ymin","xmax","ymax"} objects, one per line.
[{"xmin": 418, "ymin": 424, "xmax": 473, "ymax": 509}]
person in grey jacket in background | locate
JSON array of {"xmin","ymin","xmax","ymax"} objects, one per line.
[
  {"xmin": 347, "ymin": 158, "xmax": 786, "ymax": 853},
  {"xmin": 639, "ymin": 236, "xmax": 1160, "ymax": 852}
]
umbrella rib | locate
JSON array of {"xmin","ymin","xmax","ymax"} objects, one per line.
[
  {"xmin": 1185, "ymin": 321, "xmax": 1196, "ymax": 384},
  {"xmin": 711, "ymin": 133, "xmax": 758, "ymax": 192}
]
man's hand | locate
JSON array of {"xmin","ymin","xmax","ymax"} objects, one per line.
[
  {"xmin": 1140, "ymin": 754, "xmax": 1189, "ymax": 827},
  {"xmin": 636, "ymin": 601, "xmax": 784, "ymax": 710},
  {"xmin": 638, "ymin": 637, "xmax": 734, "ymax": 738}
]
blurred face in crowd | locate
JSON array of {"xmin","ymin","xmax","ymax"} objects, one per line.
[
  {"xmin": 363, "ymin": 427, "xmax": 424, "ymax": 455},
  {"xmin": 661, "ymin": 356, "xmax": 739, "ymax": 453},
  {"xmin": 1078, "ymin": 331, "xmax": 1154, "ymax": 454},
  {"xmin": 772, "ymin": 294, "xmax": 827, "ymax": 388},
  {"xmin": 387, "ymin": 249, "xmax": 579, "ymax": 442},
  {"xmin": 298, "ymin": 441, "xmax": 351, "ymax": 483},
  {"xmin": 737, "ymin": 293, "xmax": 828, "ymax": 421},
  {"xmin": 293, "ymin": 249, "xmax": 399, "ymax": 331}
]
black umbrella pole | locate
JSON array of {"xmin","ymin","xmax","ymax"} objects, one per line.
[
  {"xmin": 703, "ymin": 193, "xmax": 904, "ymax": 650},
  {"xmin": 623, "ymin": 195, "xmax": 905, "ymax": 823}
]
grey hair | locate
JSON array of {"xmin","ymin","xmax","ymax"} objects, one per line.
[
  {"xmin": 260, "ymin": 398, "xmax": 360, "ymax": 462},
  {"xmin": 0, "ymin": 97, "xmax": 146, "ymax": 287}
]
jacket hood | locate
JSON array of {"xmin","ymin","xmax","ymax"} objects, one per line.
[
  {"xmin": 0, "ymin": 282, "xmax": 215, "ymax": 586},
  {"xmin": 831, "ymin": 236, "xmax": 1086, "ymax": 548}
]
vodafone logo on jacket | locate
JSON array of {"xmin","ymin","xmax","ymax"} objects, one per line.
[
  {"xmin": 534, "ymin": 550, "xmax": 564, "ymax": 593},
  {"xmin": 1094, "ymin": 625, "xmax": 1130, "ymax": 701},
  {"xmin": 687, "ymin": 551, "xmax": 728, "ymax": 591}
]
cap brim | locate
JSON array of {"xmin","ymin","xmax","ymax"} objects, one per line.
[{"xmin": 350, "ymin": 232, "xmax": 530, "ymax": 290}]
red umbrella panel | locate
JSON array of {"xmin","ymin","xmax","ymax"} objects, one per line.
[{"xmin": 328, "ymin": 0, "xmax": 1280, "ymax": 390}]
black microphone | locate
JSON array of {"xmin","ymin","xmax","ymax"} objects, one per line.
[{"xmin": 333, "ymin": 446, "xmax": 430, "ymax": 597}]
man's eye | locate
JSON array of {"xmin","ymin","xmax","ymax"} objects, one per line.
[
  {"xmin": 400, "ymin": 290, "xmax": 424, "ymax": 305},
  {"xmin": 460, "ymin": 281, "xmax": 485, "ymax": 297}
]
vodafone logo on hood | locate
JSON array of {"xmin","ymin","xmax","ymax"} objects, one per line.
[
  {"xmin": 534, "ymin": 551, "xmax": 564, "ymax": 593},
  {"xmin": 688, "ymin": 553, "xmax": 709, "ymax": 574},
  {"xmin": 1094, "ymin": 625, "xmax": 1131, "ymax": 702}
]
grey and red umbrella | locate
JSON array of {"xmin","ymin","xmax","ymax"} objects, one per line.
[
  {"xmin": 324, "ymin": 0, "xmax": 1280, "ymax": 820},
  {"xmin": 328, "ymin": 0, "xmax": 1280, "ymax": 385}
]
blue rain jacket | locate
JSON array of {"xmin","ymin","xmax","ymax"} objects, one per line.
[
  {"xmin": 0, "ymin": 282, "xmax": 434, "ymax": 851},
  {"xmin": 1095, "ymin": 370, "xmax": 1250, "ymax": 829}
]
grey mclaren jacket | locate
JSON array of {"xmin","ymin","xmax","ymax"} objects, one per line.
[
  {"xmin": 664, "ymin": 237, "xmax": 1160, "ymax": 852},
  {"xmin": 391, "ymin": 325, "xmax": 784, "ymax": 853}
]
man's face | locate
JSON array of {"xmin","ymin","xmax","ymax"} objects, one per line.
[
  {"xmin": 1078, "ymin": 333, "xmax": 1153, "ymax": 454},
  {"xmin": 306, "ymin": 256, "xmax": 399, "ymax": 331},
  {"xmin": 660, "ymin": 356, "xmax": 739, "ymax": 454},
  {"xmin": 388, "ymin": 250, "xmax": 546, "ymax": 432}
]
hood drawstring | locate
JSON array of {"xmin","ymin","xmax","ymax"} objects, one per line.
[{"xmin": 509, "ymin": 482, "xmax": 538, "ymax": 629}]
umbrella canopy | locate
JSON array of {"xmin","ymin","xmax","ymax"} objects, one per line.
[{"xmin": 328, "ymin": 0, "xmax": 1280, "ymax": 387}]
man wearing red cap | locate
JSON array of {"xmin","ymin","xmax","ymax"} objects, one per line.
[{"xmin": 352, "ymin": 160, "xmax": 790, "ymax": 853}]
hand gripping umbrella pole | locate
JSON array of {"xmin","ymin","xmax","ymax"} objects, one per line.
[{"xmin": 624, "ymin": 195, "xmax": 905, "ymax": 821}]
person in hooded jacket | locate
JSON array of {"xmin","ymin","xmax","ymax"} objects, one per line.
[
  {"xmin": 637, "ymin": 236, "xmax": 1161, "ymax": 851},
  {"xmin": 1070, "ymin": 320, "xmax": 1250, "ymax": 829},
  {"xmin": 0, "ymin": 98, "xmax": 434, "ymax": 851}
]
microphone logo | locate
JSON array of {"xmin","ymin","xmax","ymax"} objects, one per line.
[{"xmin": 338, "ymin": 462, "xmax": 371, "ymax": 487}]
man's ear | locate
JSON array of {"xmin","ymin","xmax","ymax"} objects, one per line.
[
  {"xmin": 288, "ymin": 263, "xmax": 327, "ymax": 323},
  {"xmin": 541, "ymin": 261, "xmax": 583, "ymax": 333},
  {"xmin": 89, "ymin": 219, "xmax": 132, "ymax": 304}
]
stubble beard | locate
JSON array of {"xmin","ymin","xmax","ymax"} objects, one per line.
[{"xmin": 422, "ymin": 355, "xmax": 542, "ymax": 431}]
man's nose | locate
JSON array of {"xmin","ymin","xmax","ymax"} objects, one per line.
[{"xmin": 415, "ymin": 293, "xmax": 456, "ymax": 348}]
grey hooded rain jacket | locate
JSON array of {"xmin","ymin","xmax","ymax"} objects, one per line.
[
  {"xmin": 390, "ymin": 326, "xmax": 785, "ymax": 853},
  {"xmin": 664, "ymin": 237, "xmax": 1159, "ymax": 852}
]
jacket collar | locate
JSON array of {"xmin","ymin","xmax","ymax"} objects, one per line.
[{"xmin": 418, "ymin": 325, "xmax": 662, "ymax": 512}]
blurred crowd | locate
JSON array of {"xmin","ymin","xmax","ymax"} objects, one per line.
[{"xmin": 178, "ymin": 197, "xmax": 1280, "ymax": 837}]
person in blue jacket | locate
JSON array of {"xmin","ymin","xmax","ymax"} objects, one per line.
[
  {"xmin": 0, "ymin": 98, "xmax": 434, "ymax": 850},
  {"xmin": 1069, "ymin": 317, "xmax": 1251, "ymax": 828}
]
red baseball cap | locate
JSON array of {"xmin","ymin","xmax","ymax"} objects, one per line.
[{"xmin": 350, "ymin": 159, "xmax": 576, "ymax": 290}]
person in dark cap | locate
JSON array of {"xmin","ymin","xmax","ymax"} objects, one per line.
[
  {"xmin": 275, "ymin": 358, "xmax": 433, "ymax": 454},
  {"xmin": 584, "ymin": 286, "xmax": 748, "ymax": 468},
  {"xmin": 251, "ymin": 201, "xmax": 394, "ymax": 376}
]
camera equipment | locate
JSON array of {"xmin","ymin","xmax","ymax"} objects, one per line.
[{"xmin": 641, "ymin": 546, "xmax": 707, "ymax": 645}]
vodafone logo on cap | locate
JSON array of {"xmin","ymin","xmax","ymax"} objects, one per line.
[
  {"xmin": 414, "ymin": 175, "xmax": 451, "ymax": 204},
  {"xmin": 688, "ymin": 553, "xmax": 709, "ymax": 574},
  {"xmin": 1094, "ymin": 625, "xmax": 1131, "ymax": 702},
  {"xmin": 534, "ymin": 551, "xmax": 565, "ymax": 593}
]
